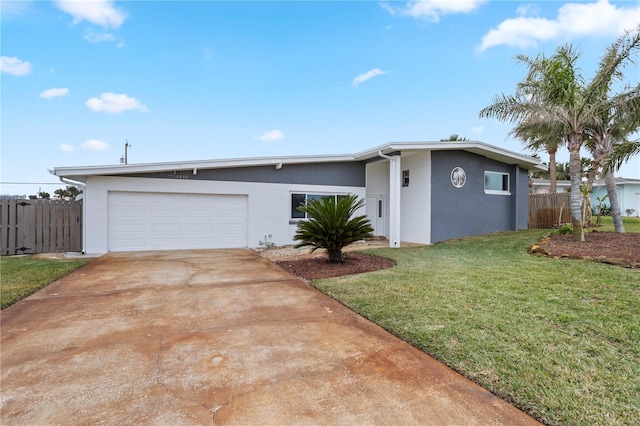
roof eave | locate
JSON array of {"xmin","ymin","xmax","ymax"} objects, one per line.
[
  {"xmin": 355, "ymin": 141, "xmax": 544, "ymax": 171},
  {"xmin": 52, "ymin": 153, "xmax": 357, "ymax": 179}
]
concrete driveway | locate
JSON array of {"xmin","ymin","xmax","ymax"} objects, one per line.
[{"xmin": 1, "ymin": 249, "xmax": 539, "ymax": 425}]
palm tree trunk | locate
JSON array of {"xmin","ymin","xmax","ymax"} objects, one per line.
[
  {"xmin": 583, "ymin": 156, "xmax": 603, "ymax": 227},
  {"xmin": 568, "ymin": 136, "xmax": 585, "ymax": 242},
  {"xmin": 549, "ymin": 149, "xmax": 557, "ymax": 193},
  {"xmin": 327, "ymin": 249, "xmax": 343, "ymax": 264},
  {"xmin": 604, "ymin": 171, "xmax": 625, "ymax": 233}
]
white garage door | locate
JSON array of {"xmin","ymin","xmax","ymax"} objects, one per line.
[{"xmin": 108, "ymin": 192, "xmax": 247, "ymax": 251}]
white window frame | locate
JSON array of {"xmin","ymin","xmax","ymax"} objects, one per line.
[
  {"xmin": 290, "ymin": 192, "xmax": 347, "ymax": 220},
  {"xmin": 484, "ymin": 171, "xmax": 510, "ymax": 195}
]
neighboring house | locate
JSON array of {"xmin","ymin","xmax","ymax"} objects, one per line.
[
  {"xmin": 591, "ymin": 178, "xmax": 640, "ymax": 217},
  {"xmin": 530, "ymin": 178, "xmax": 572, "ymax": 194},
  {"xmin": 51, "ymin": 141, "xmax": 544, "ymax": 254},
  {"xmin": 532, "ymin": 177, "xmax": 640, "ymax": 217}
]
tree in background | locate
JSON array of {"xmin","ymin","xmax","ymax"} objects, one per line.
[
  {"xmin": 441, "ymin": 134, "xmax": 469, "ymax": 141},
  {"xmin": 480, "ymin": 27, "xmax": 640, "ymax": 242},
  {"xmin": 513, "ymin": 121, "xmax": 564, "ymax": 192},
  {"xmin": 54, "ymin": 186, "xmax": 83, "ymax": 200},
  {"xmin": 293, "ymin": 194, "xmax": 373, "ymax": 264},
  {"xmin": 29, "ymin": 191, "xmax": 50, "ymax": 200}
]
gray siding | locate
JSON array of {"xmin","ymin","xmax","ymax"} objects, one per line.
[
  {"xmin": 430, "ymin": 151, "xmax": 527, "ymax": 243},
  {"xmin": 119, "ymin": 162, "xmax": 366, "ymax": 187},
  {"xmin": 513, "ymin": 166, "xmax": 529, "ymax": 230}
]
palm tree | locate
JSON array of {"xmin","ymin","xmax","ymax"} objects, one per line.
[
  {"xmin": 555, "ymin": 162, "xmax": 571, "ymax": 181},
  {"xmin": 584, "ymin": 101, "xmax": 640, "ymax": 232},
  {"xmin": 480, "ymin": 27, "xmax": 640, "ymax": 242},
  {"xmin": 293, "ymin": 194, "xmax": 374, "ymax": 264},
  {"xmin": 512, "ymin": 120, "xmax": 564, "ymax": 192},
  {"xmin": 604, "ymin": 141, "xmax": 640, "ymax": 172}
]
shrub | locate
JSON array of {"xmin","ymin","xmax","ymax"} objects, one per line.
[
  {"xmin": 553, "ymin": 224, "xmax": 573, "ymax": 235},
  {"xmin": 293, "ymin": 194, "xmax": 373, "ymax": 264}
]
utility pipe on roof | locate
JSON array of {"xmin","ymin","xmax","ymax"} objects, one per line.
[
  {"xmin": 58, "ymin": 177, "xmax": 86, "ymax": 188},
  {"xmin": 378, "ymin": 150, "xmax": 393, "ymax": 160}
]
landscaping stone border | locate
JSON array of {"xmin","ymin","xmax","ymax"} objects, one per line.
[{"xmin": 529, "ymin": 234, "xmax": 640, "ymax": 269}]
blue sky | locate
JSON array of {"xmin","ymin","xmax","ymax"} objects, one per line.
[{"xmin": 2, "ymin": 0, "xmax": 639, "ymax": 197}]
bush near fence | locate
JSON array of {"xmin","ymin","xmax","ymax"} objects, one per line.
[
  {"xmin": 0, "ymin": 199, "xmax": 82, "ymax": 256},
  {"xmin": 529, "ymin": 192, "xmax": 571, "ymax": 229}
]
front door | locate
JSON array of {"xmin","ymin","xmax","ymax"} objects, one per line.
[{"xmin": 366, "ymin": 196, "xmax": 385, "ymax": 237}]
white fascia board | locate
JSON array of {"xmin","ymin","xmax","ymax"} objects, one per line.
[
  {"xmin": 52, "ymin": 153, "xmax": 356, "ymax": 181},
  {"xmin": 355, "ymin": 141, "xmax": 544, "ymax": 171}
]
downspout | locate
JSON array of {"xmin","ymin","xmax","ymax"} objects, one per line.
[
  {"xmin": 378, "ymin": 150, "xmax": 401, "ymax": 248},
  {"xmin": 58, "ymin": 177, "xmax": 87, "ymax": 254}
]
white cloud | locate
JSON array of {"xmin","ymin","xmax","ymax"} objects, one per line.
[
  {"xmin": 1, "ymin": 1, "xmax": 33, "ymax": 17},
  {"xmin": 55, "ymin": 0, "xmax": 126, "ymax": 29},
  {"xmin": 59, "ymin": 143, "xmax": 75, "ymax": 152},
  {"xmin": 516, "ymin": 4, "xmax": 540, "ymax": 17},
  {"xmin": 479, "ymin": 0, "xmax": 640, "ymax": 51},
  {"xmin": 82, "ymin": 139, "xmax": 109, "ymax": 150},
  {"xmin": 85, "ymin": 92, "xmax": 149, "ymax": 114},
  {"xmin": 0, "ymin": 56, "xmax": 32, "ymax": 76},
  {"xmin": 352, "ymin": 68, "xmax": 388, "ymax": 87},
  {"xmin": 471, "ymin": 126, "xmax": 484, "ymax": 134},
  {"xmin": 382, "ymin": 0, "xmax": 486, "ymax": 22},
  {"xmin": 84, "ymin": 29, "xmax": 116, "ymax": 43},
  {"xmin": 256, "ymin": 130, "xmax": 284, "ymax": 142},
  {"xmin": 38, "ymin": 88, "xmax": 69, "ymax": 99}
]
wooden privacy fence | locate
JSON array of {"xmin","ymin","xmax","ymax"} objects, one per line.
[
  {"xmin": 529, "ymin": 192, "xmax": 571, "ymax": 229},
  {"xmin": 0, "ymin": 199, "xmax": 82, "ymax": 256}
]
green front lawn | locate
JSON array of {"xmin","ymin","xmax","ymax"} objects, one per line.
[
  {"xmin": 313, "ymin": 228, "xmax": 639, "ymax": 425},
  {"xmin": 1, "ymin": 256, "xmax": 92, "ymax": 309}
]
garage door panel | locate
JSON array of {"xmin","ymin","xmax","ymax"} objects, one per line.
[{"xmin": 108, "ymin": 192, "xmax": 247, "ymax": 251}]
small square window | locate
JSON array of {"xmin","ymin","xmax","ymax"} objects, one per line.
[{"xmin": 402, "ymin": 170, "xmax": 410, "ymax": 187}]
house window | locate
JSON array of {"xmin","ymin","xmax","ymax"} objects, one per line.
[
  {"xmin": 291, "ymin": 193, "xmax": 344, "ymax": 219},
  {"xmin": 484, "ymin": 172, "xmax": 510, "ymax": 195},
  {"xmin": 402, "ymin": 170, "xmax": 410, "ymax": 187}
]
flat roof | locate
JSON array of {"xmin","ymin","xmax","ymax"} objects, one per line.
[{"xmin": 52, "ymin": 141, "xmax": 545, "ymax": 183}]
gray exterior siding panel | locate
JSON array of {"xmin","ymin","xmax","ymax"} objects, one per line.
[
  {"xmin": 513, "ymin": 167, "xmax": 529, "ymax": 230},
  {"xmin": 430, "ymin": 151, "xmax": 526, "ymax": 243},
  {"xmin": 119, "ymin": 162, "xmax": 366, "ymax": 187}
]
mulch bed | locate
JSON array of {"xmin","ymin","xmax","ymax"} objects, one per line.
[
  {"xmin": 276, "ymin": 253, "xmax": 396, "ymax": 280},
  {"xmin": 275, "ymin": 233, "xmax": 640, "ymax": 280},
  {"xmin": 533, "ymin": 231, "xmax": 640, "ymax": 268}
]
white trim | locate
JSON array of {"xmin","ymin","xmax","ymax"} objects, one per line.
[{"xmin": 484, "ymin": 171, "xmax": 510, "ymax": 195}]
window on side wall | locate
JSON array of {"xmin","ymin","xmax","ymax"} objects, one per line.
[
  {"xmin": 402, "ymin": 170, "xmax": 410, "ymax": 187},
  {"xmin": 291, "ymin": 193, "xmax": 342, "ymax": 219},
  {"xmin": 484, "ymin": 171, "xmax": 510, "ymax": 195}
]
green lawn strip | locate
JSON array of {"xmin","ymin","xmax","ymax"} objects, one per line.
[
  {"xmin": 313, "ymin": 229, "xmax": 639, "ymax": 426},
  {"xmin": 594, "ymin": 216, "xmax": 640, "ymax": 233},
  {"xmin": 1, "ymin": 256, "xmax": 92, "ymax": 309}
]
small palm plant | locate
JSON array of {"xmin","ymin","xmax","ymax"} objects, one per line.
[{"xmin": 293, "ymin": 194, "xmax": 374, "ymax": 264}]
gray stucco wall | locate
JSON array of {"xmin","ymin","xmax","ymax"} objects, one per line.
[
  {"xmin": 430, "ymin": 151, "xmax": 528, "ymax": 243},
  {"xmin": 119, "ymin": 162, "xmax": 366, "ymax": 187}
]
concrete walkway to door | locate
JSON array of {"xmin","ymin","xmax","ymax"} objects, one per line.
[{"xmin": 1, "ymin": 249, "xmax": 540, "ymax": 425}]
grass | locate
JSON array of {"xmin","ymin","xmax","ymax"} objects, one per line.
[
  {"xmin": 1, "ymin": 256, "xmax": 92, "ymax": 309},
  {"xmin": 591, "ymin": 215, "xmax": 640, "ymax": 232},
  {"xmin": 313, "ymin": 225, "xmax": 639, "ymax": 425}
]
